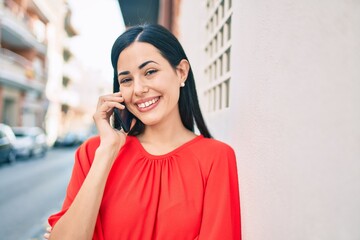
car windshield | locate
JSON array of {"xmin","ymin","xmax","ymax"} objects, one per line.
[{"xmin": 14, "ymin": 133, "xmax": 26, "ymax": 137}]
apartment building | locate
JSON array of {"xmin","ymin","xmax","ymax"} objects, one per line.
[
  {"xmin": 0, "ymin": 0, "xmax": 50, "ymax": 127},
  {"xmin": 0, "ymin": 0, "xmax": 79, "ymax": 144}
]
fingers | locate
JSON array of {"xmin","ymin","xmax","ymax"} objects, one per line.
[
  {"xmin": 97, "ymin": 92, "xmax": 124, "ymax": 109},
  {"xmin": 99, "ymin": 101, "xmax": 124, "ymax": 113},
  {"xmin": 43, "ymin": 226, "xmax": 52, "ymax": 239},
  {"xmin": 100, "ymin": 93, "xmax": 124, "ymax": 107},
  {"xmin": 94, "ymin": 92, "xmax": 126, "ymax": 121},
  {"xmin": 43, "ymin": 233, "xmax": 50, "ymax": 239}
]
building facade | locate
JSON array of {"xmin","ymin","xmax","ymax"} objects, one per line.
[
  {"xmin": 0, "ymin": 0, "xmax": 50, "ymax": 127},
  {"xmin": 118, "ymin": 0, "xmax": 360, "ymax": 239},
  {"xmin": 0, "ymin": 0, "xmax": 79, "ymax": 144},
  {"xmin": 178, "ymin": 0, "xmax": 360, "ymax": 239}
]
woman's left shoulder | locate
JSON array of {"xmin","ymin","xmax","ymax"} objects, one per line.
[
  {"xmin": 192, "ymin": 136, "xmax": 236, "ymax": 157},
  {"xmin": 189, "ymin": 136, "xmax": 237, "ymax": 174},
  {"xmin": 197, "ymin": 136, "xmax": 234, "ymax": 151}
]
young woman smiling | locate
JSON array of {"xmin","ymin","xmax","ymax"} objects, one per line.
[{"xmin": 46, "ymin": 24, "xmax": 241, "ymax": 240}]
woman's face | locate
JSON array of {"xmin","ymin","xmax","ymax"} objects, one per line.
[{"xmin": 117, "ymin": 42, "xmax": 188, "ymax": 127}]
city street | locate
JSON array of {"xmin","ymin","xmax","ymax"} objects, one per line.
[{"xmin": 0, "ymin": 146, "xmax": 77, "ymax": 240}]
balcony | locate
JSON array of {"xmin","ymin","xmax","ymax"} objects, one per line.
[
  {"xmin": 0, "ymin": 48, "xmax": 45, "ymax": 93},
  {"xmin": 1, "ymin": 0, "xmax": 47, "ymax": 55}
]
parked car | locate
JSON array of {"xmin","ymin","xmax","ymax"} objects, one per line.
[
  {"xmin": 54, "ymin": 127, "xmax": 97, "ymax": 147},
  {"xmin": 54, "ymin": 132, "xmax": 81, "ymax": 147},
  {"xmin": 12, "ymin": 127, "xmax": 48, "ymax": 158},
  {"xmin": 11, "ymin": 130, "xmax": 33, "ymax": 159},
  {"xmin": 0, "ymin": 123, "xmax": 16, "ymax": 164}
]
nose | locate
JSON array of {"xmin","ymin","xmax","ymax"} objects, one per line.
[{"xmin": 133, "ymin": 77, "xmax": 149, "ymax": 96}]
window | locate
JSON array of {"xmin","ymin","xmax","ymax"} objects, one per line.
[{"xmin": 204, "ymin": 0, "xmax": 232, "ymax": 112}]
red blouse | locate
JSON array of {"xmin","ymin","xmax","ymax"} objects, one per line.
[{"xmin": 49, "ymin": 135, "xmax": 241, "ymax": 239}]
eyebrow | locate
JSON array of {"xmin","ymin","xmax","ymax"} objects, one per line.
[
  {"xmin": 138, "ymin": 60, "xmax": 158, "ymax": 69},
  {"xmin": 118, "ymin": 70, "xmax": 130, "ymax": 76},
  {"xmin": 118, "ymin": 60, "xmax": 159, "ymax": 76}
]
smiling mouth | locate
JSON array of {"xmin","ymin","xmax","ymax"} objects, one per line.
[{"xmin": 137, "ymin": 97, "xmax": 160, "ymax": 109}]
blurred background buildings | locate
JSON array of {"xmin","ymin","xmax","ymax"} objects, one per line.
[
  {"xmin": 1, "ymin": 0, "xmax": 359, "ymax": 239},
  {"xmin": 0, "ymin": 0, "xmax": 81, "ymax": 145},
  {"xmin": 0, "ymin": 0, "xmax": 56, "ymax": 130},
  {"xmin": 0, "ymin": 0, "xmax": 114, "ymax": 146}
]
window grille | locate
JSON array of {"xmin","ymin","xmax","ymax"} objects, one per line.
[{"xmin": 204, "ymin": 0, "xmax": 232, "ymax": 112}]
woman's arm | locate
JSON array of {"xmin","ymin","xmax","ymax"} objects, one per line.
[
  {"xmin": 197, "ymin": 145, "xmax": 241, "ymax": 240},
  {"xmin": 48, "ymin": 145, "xmax": 118, "ymax": 240},
  {"xmin": 49, "ymin": 92, "xmax": 129, "ymax": 240}
]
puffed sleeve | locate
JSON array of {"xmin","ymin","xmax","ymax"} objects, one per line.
[
  {"xmin": 48, "ymin": 136, "xmax": 104, "ymax": 239},
  {"xmin": 197, "ymin": 145, "xmax": 241, "ymax": 240}
]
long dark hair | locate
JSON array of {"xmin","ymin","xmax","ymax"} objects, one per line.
[{"xmin": 111, "ymin": 24, "xmax": 212, "ymax": 138}]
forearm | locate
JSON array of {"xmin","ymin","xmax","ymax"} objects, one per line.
[{"xmin": 49, "ymin": 146, "xmax": 118, "ymax": 240}]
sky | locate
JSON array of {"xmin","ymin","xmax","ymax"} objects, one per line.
[{"xmin": 66, "ymin": 0, "xmax": 125, "ymax": 85}]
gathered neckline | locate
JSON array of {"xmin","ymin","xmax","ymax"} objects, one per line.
[{"xmin": 129, "ymin": 135, "xmax": 204, "ymax": 159}]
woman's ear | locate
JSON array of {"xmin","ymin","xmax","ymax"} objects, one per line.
[{"xmin": 176, "ymin": 59, "xmax": 190, "ymax": 85}]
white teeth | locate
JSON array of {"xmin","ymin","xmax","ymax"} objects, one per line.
[{"xmin": 137, "ymin": 98, "xmax": 159, "ymax": 108}]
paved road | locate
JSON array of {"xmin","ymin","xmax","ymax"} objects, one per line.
[{"xmin": 0, "ymin": 146, "xmax": 78, "ymax": 240}]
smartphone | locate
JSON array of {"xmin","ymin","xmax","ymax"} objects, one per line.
[{"xmin": 113, "ymin": 107, "xmax": 134, "ymax": 133}]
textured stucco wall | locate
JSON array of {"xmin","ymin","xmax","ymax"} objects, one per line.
[{"xmin": 179, "ymin": 0, "xmax": 360, "ymax": 239}]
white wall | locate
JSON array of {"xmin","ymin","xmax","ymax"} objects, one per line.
[
  {"xmin": 179, "ymin": 0, "xmax": 360, "ymax": 239},
  {"xmin": 44, "ymin": 0, "xmax": 67, "ymax": 144},
  {"xmin": 176, "ymin": 0, "xmax": 207, "ymax": 115}
]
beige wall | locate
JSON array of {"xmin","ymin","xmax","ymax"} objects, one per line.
[
  {"xmin": 178, "ymin": 0, "xmax": 360, "ymax": 239},
  {"xmin": 42, "ymin": 0, "xmax": 67, "ymax": 144}
]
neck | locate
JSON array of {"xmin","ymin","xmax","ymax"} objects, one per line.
[
  {"xmin": 138, "ymin": 109, "xmax": 195, "ymax": 147},
  {"xmin": 143, "ymin": 121, "xmax": 187, "ymax": 144}
]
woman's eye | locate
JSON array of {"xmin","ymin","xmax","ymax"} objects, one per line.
[
  {"xmin": 119, "ymin": 78, "xmax": 131, "ymax": 84},
  {"xmin": 145, "ymin": 69, "xmax": 158, "ymax": 76}
]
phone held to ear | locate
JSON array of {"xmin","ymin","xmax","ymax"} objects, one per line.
[{"xmin": 113, "ymin": 107, "xmax": 134, "ymax": 133}]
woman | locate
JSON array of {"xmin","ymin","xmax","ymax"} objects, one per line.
[{"xmin": 46, "ymin": 24, "xmax": 241, "ymax": 240}]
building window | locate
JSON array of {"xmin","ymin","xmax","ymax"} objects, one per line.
[{"xmin": 204, "ymin": 0, "xmax": 232, "ymax": 112}]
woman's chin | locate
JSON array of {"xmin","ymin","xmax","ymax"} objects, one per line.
[{"xmin": 137, "ymin": 118, "xmax": 161, "ymax": 127}]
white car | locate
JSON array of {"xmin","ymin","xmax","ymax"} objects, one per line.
[
  {"xmin": 0, "ymin": 123, "xmax": 16, "ymax": 164},
  {"xmin": 12, "ymin": 127, "xmax": 48, "ymax": 158}
]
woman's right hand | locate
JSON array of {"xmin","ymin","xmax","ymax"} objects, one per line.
[{"xmin": 93, "ymin": 92, "xmax": 133, "ymax": 154}]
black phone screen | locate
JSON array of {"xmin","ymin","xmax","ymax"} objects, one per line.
[{"xmin": 113, "ymin": 107, "xmax": 133, "ymax": 133}]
